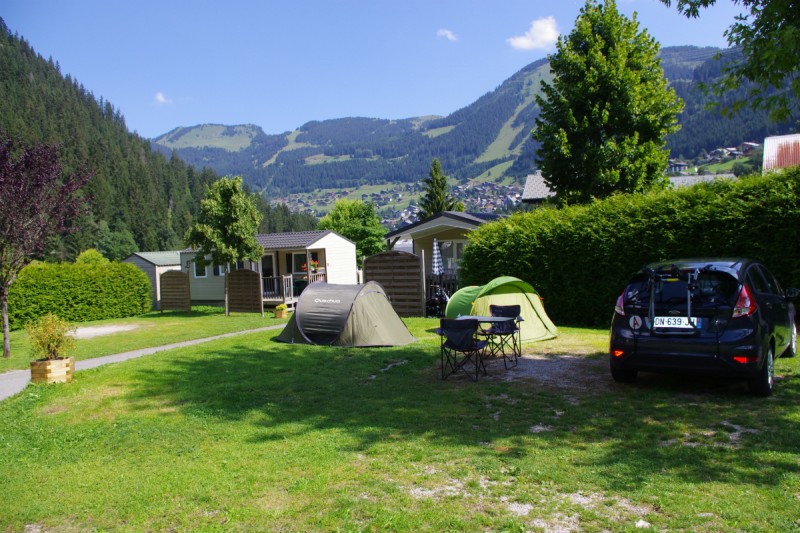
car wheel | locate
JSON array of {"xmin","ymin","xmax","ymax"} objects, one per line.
[
  {"xmin": 610, "ymin": 364, "xmax": 638, "ymax": 383},
  {"xmin": 783, "ymin": 321, "xmax": 797, "ymax": 358},
  {"xmin": 748, "ymin": 347, "xmax": 774, "ymax": 397}
]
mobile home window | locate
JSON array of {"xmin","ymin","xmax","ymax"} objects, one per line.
[{"xmin": 193, "ymin": 260, "xmax": 207, "ymax": 278}]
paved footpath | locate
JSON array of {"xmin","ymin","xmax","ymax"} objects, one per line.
[{"xmin": 0, "ymin": 325, "xmax": 284, "ymax": 402}]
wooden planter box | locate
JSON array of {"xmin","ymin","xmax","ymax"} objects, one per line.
[
  {"xmin": 30, "ymin": 357, "xmax": 75, "ymax": 384},
  {"xmin": 274, "ymin": 309, "xmax": 288, "ymax": 319}
]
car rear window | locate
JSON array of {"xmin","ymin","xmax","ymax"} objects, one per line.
[{"xmin": 623, "ymin": 270, "xmax": 740, "ymax": 308}]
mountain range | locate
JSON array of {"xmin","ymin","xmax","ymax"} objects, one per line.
[{"xmin": 152, "ymin": 46, "xmax": 795, "ymax": 197}]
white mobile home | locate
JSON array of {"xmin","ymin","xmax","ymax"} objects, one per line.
[{"xmin": 180, "ymin": 230, "xmax": 358, "ymax": 307}]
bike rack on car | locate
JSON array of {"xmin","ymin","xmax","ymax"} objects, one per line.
[{"xmin": 646, "ymin": 265, "xmax": 703, "ymax": 333}]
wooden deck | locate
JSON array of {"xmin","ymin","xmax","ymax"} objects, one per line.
[{"xmin": 262, "ymin": 272, "xmax": 326, "ymax": 309}]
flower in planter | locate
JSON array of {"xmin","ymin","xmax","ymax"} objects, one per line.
[
  {"xmin": 301, "ymin": 260, "xmax": 319, "ymax": 273},
  {"xmin": 26, "ymin": 313, "xmax": 76, "ymax": 361}
]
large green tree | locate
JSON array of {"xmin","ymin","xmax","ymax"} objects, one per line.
[
  {"xmin": 661, "ymin": 0, "xmax": 799, "ymax": 121},
  {"xmin": 533, "ymin": 0, "xmax": 683, "ymax": 204},
  {"xmin": 185, "ymin": 176, "xmax": 263, "ymax": 315},
  {"xmin": 418, "ymin": 158, "xmax": 463, "ymax": 218},
  {"xmin": 318, "ymin": 199, "xmax": 386, "ymax": 265}
]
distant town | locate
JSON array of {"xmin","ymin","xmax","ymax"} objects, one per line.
[{"xmin": 276, "ymin": 179, "xmax": 525, "ymax": 230}]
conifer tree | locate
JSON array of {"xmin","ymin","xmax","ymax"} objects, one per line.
[{"xmin": 418, "ymin": 158, "xmax": 463, "ymax": 219}]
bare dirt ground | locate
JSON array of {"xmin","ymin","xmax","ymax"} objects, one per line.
[{"xmin": 490, "ymin": 352, "xmax": 612, "ymax": 393}]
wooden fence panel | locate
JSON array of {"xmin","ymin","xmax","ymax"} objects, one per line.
[
  {"xmin": 228, "ymin": 269, "xmax": 263, "ymax": 314},
  {"xmin": 160, "ymin": 271, "xmax": 191, "ymax": 312},
  {"xmin": 363, "ymin": 251, "xmax": 424, "ymax": 317}
]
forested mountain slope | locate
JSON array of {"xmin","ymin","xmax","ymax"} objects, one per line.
[
  {"xmin": 154, "ymin": 46, "xmax": 795, "ymax": 196},
  {"xmin": 0, "ymin": 19, "xmax": 316, "ymax": 259},
  {"xmin": 0, "ymin": 19, "xmax": 215, "ymax": 259}
]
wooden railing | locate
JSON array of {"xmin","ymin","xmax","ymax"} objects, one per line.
[
  {"xmin": 263, "ymin": 275, "xmax": 295, "ymax": 302},
  {"xmin": 308, "ymin": 271, "xmax": 326, "ymax": 284},
  {"xmin": 262, "ymin": 272, "xmax": 327, "ymax": 304}
]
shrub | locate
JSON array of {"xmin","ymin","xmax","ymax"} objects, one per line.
[
  {"xmin": 26, "ymin": 313, "xmax": 76, "ymax": 360},
  {"xmin": 75, "ymin": 248, "xmax": 110, "ymax": 265},
  {"xmin": 460, "ymin": 168, "xmax": 800, "ymax": 326},
  {"xmin": 8, "ymin": 261, "xmax": 151, "ymax": 330}
]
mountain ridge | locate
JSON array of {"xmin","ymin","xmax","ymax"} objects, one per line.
[{"xmin": 152, "ymin": 46, "xmax": 795, "ymax": 196}]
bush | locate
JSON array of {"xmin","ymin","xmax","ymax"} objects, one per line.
[
  {"xmin": 460, "ymin": 168, "xmax": 800, "ymax": 326},
  {"xmin": 75, "ymin": 248, "xmax": 110, "ymax": 265},
  {"xmin": 8, "ymin": 261, "xmax": 151, "ymax": 330},
  {"xmin": 26, "ymin": 313, "xmax": 76, "ymax": 360}
]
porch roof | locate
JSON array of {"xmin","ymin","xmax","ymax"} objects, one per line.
[
  {"xmin": 257, "ymin": 230, "xmax": 335, "ymax": 250},
  {"xmin": 384, "ymin": 211, "xmax": 499, "ymax": 241}
]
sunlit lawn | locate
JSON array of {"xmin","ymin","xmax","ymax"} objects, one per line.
[
  {"xmin": 0, "ymin": 306, "xmax": 285, "ymax": 373},
  {"xmin": 1, "ymin": 319, "xmax": 798, "ymax": 530}
]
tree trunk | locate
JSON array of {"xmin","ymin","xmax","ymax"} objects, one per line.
[
  {"xmin": 224, "ymin": 265, "xmax": 230, "ymax": 316},
  {"xmin": 1, "ymin": 284, "xmax": 10, "ymax": 358}
]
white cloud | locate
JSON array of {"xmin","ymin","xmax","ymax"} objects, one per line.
[
  {"xmin": 154, "ymin": 92, "xmax": 170, "ymax": 105},
  {"xmin": 437, "ymin": 28, "xmax": 458, "ymax": 42},
  {"xmin": 507, "ymin": 17, "xmax": 559, "ymax": 51}
]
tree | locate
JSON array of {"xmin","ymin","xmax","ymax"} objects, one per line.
[
  {"xmin": 0, "ymin": 130, "xmax": 91, "ymax": 358},
  {"xmin": 661, "ymin": 0, "xmax": 799, "ymax": 121},
  {"xmin": 318, "ymin": 199, "xmax": 386, "ymax": 265},
  {"xmin": 418, "ymin": 158, "xmax": 464, "ymax": 218},
  {"xmin": 184, "ymin": 176, "xmax": 263, "ymax": 315},
  {"xmin": 532, "ymin": 0, "xmax": 684, "ymax": 204}
]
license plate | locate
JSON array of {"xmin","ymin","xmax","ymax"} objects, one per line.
[{"xmin": 653, "ymin": 316, "xmax": 699, "ymax": 328}]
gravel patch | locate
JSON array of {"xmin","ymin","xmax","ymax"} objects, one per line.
[{"xmin": 72, "ymin": 324, "xmax": 141, "ymax": 339}]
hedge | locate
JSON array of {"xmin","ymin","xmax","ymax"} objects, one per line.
[
  {"xmin": 460, "ymin": 167, "xmax": 800, "ymax": 327},
  {"xmin": 8, "ymin": 261, "xmax": 152, "ymax": 330}
]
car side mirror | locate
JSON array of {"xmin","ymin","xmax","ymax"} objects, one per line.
[{"xmin": 785, "ymin": 287, "xmax": 800, "ymax": 301}]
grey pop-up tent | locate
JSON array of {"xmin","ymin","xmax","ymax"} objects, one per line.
[{"xmin": 275, "ymin": 281, "xmax": 416, "ymax": 346}]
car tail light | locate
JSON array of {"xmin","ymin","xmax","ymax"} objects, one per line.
[
  {"xmin": 614, "ymin": 292, "xmax": 625, "ymax": 316},
  {"xmin": 733, "ymin": 355, "xmax": 758, "ymax": 364},
  {"xmin": 612, "ymin": 349, "xmax": 624, "ymax": 358},
  {"xmin": 732, "ymin": 284, "xmax": 757, "ymax": 318}
]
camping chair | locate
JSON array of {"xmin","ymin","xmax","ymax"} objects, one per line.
[
  {"xmin": 482, "ymin": 304, "xmax": 522, "ymax": 369},
  {"xmin": 437, "ymin": 318, "xmax": 488, "ymax": 381}
]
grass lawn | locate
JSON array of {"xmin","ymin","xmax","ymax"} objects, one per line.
[
  {"xmin": 0, "ymin": 306, "xmax": 285, "ymax": 373},
  {"xmin": 1, "ymin": 320, "xmax": 799, "ymax": 530}
]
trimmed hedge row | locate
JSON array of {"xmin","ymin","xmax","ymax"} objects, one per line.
[
  {"xmin": 460, "ymin": 168, "xmax": 800, "ymax": 326},
  {"xmin": 8, "ymin": 262, "xmax": 151, "ymax": 330}
]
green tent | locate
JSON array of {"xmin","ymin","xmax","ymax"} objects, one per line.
[
  {"xmin": 275, "ymin": 281, "xmax": 416, "ymax": 347},
  {"xmin": 445, "ymin": 276, "xmax": 558, "ymax": 342}
]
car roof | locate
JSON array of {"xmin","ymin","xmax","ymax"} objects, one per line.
[{"xmin": 642, "ymin": 258, "xmax": 756, "ymax": 277}]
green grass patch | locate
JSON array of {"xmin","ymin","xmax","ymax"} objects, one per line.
[
  {"xmin": 0, "ymin": 306, "xmax": 283, "ymax": 373},
  {"xmin": 1, "ymin": 321, "xmax": 799, "ymax": 530},
  {"xmin": 423, "ymin": 125, "xmax": 456, "ymax": 138},
  {"xmin": 470, "ymin": 161, "xmax": 516, "ymax": 184},
  {"xmin": 157, "ymin": 124, "xmax": 257, "ymax": 152}
]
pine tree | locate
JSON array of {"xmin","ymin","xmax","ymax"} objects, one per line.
[{"xmin": 418, "ymin": 158, "xmax": 463, "ymax": 218}]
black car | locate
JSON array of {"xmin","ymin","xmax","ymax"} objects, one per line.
[{"xmin": 609, "ymin": 259, "xmax": 798, "ymax": 396}]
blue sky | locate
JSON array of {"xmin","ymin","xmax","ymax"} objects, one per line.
[{"xmin": 3, "ymin": 1, "xmax": 744, "ymax": 139}]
